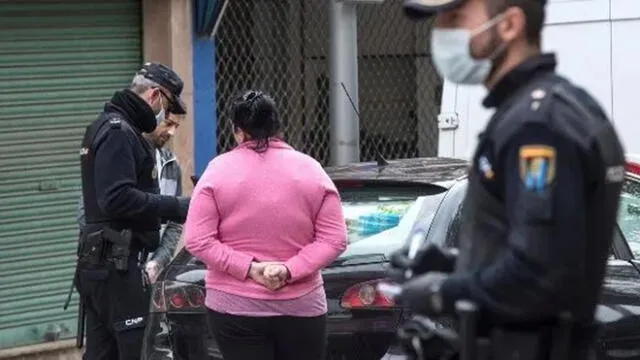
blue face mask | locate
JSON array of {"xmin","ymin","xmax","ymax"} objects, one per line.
[{"xmin": 430, "ymin": 14, "xmax": 505, "ymax": 85}]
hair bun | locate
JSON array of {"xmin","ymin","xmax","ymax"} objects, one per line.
[{"xmin": 230, "ymin": 90, "xmax": 281, "ymax": 152}]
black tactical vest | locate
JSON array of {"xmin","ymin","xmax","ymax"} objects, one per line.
[
  {"xmin": 79, "ymin": 112, "xmax": 161, "ymax": 248},
  {"xmin": 455, "ymin": 73, "xmax": 625, "ymax": 322}
]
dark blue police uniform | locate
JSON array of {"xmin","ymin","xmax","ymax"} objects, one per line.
[
  {"xmin": 396, "ymin": 54, "xmax": 626, "ymax": 359},
  {"xmin": 74, "ymin": 63, "xmax": 190, "ymax": 360}
]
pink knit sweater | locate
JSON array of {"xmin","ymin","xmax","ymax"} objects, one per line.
[{"xmin": 184, "ymin": 139, "xmax": 347, "ymax": 303}]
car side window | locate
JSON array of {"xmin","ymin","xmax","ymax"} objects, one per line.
[
  {"xmin": 617, "ymin": 177, "xmax": 640, "ymax": 259},
  {"xmin": 425, "ymin": 181, "xmax": 467, "ymax": 248},
  {"xmin": 444, "ymin": 199, "xmax": 464, "ymax": 248}
]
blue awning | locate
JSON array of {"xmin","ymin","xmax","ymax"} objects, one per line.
[{"xmin": 193, "ymin": 0, "xmax": 224, "ymax": 37}]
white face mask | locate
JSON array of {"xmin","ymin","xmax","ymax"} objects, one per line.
[
  {"xmin": 155, "ymin": 95, "xmax": 166, "ymax": 124},
  {"xmin": 430, "ymin": 15, "xmax": 505, "ymax": 85}
]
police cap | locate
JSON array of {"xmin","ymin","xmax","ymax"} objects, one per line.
[
  {"xmin": 403, "ymin": 0, "xmax": 547, "ymax": 19},
  {"xmin": 137, "ymin": 62, "xmax": 187, "ymax": 115}
]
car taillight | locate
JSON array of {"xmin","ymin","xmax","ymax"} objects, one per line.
[
  {"xmin": 170, "ymin": 292, "xmax": 186, "ymax": 308},
  {"xmin": 626, "ymin": 161, "xmax": 640, "ymax": 177},
  {"xmin": 340, "ymin": 279, "xmax": 395, "ymax": 309},
  {"xmin": 150, "ymin": 281, "xmax": 206, "ymax": 313}
]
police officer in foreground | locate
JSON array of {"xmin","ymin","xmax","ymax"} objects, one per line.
[
  {"xmin": 390, "ymin": 0, "xmax": 626, "ymax": 358},
  {"xmin": 76, "ymin": 63, "xmax": 190, "ymax": 360}
]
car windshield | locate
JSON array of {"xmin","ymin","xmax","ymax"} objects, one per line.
[
  {"xmin": 618, "ymin": 176, "xmax": 640, "ymax": 258},
  {"xmin": 338, "ymin": 184, "xmax": 447, "ymax": 244}
]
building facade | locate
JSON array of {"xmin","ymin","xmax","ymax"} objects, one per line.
[
  {"xmin": 0, "ymin": 0, "xmax": 441, "ymax": 357},
  {"xmin": 211, "ymin": 0, "xmax": 443, "ymax": 165},
  {"xmin": 0, "ymin": 0, "xmax": 200, "ymax": 357}
]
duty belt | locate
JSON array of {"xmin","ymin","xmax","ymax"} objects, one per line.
[{"xmin": 398, "ymin": 300, "xmax": 596, "ymax": 360}]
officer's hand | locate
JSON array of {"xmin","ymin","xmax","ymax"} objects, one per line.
[
  {"xmin": 387, "ymin": 245, "xmax": 413, "ymax": 283},
  {"xmin": 145, "ymin": 260, "xmax": 161, "ymax": 284},
  {"xmin": 389, "ymin": 245, "xmax": 413, "ymax": 270},
  {"xmin": 388, "ymin": 244, "xmax": 457, "ymax": 282},
  {"xmin": 397, "ymin": 272, "xmax": 448, "ymax": 317}
]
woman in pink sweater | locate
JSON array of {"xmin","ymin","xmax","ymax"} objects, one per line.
[{"xmin": 184, "ymin": 90, "xmax": 347, "ymax": 360}]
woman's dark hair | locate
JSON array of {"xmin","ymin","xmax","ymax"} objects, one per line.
[{"xmin": 230, "ymin": 90, "xmax": 281, "ymax": 152}]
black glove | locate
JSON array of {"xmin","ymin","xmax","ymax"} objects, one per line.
[
  {"xmin": 397, "ymin": 316, "xmax": 456, "ymax": 360},
  {"xmin": 397, "ymin": 272, "xmax": 449, "ymax": 317},
  {"xmin": 388, "ymin": 244, "xmax": 458, "ymax": 283}
]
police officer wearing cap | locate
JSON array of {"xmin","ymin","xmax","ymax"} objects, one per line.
[
  {"xmin": 391, "ymin": 0, "xmax": 626, "ymax": 358},
  {"xmin": 75, "ymin": 62, "xmax": 190, "ymax": 360}
]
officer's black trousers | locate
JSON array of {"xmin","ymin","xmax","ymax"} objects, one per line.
[{"xmin": 76, "ymin": 256, "xmax": 149, "ymax": 360}]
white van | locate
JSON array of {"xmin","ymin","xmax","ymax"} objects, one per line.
[{"xmin": 437, "ymin": 0, "xmax": 640, "ymax": 160}]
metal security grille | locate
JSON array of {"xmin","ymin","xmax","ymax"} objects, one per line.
[
  {"xmin": 214, "ymin": 0, "xmax": 442, "ymax": 165},
  {"xmin": 0, "ymin": 0, "xmax": 142, "ymax": 349}
]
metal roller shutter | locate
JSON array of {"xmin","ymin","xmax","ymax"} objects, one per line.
[{"xmin": 0, "ymin": 0, "xmax": 142, "ymax": 349}]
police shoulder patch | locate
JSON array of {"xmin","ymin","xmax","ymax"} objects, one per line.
[
  {"xmin": 477, "ymin": 155, "xmax": 495, "ymax": 180},
  {"xmin": 519, "ymin": 145, "xmax": 556, "ymax": 192}
]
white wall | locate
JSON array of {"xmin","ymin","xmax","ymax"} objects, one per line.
[
  {"xmin": 611, "ymin": 0, "xmax": 640, "ymax": 155},
  {"xmin": 438, "ymin": 0, "xmax": 640, "ymax": 159}
]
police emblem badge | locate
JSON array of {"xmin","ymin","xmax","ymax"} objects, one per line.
[
  {"xmin": 478, "ymin": 155, "xmax": 495, "ymax": 180},
  {"xmin": 519, "ymin": 145, "xmax": 556, "ymax": 192}
]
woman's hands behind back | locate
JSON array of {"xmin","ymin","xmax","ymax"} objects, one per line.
[
  {"xmin": 249, "ymin": 262, "xmax": 290, "ymax": 291},
  {"xmin": 264, "ymin": 264, "xmax": 289, "ymax": 284}
]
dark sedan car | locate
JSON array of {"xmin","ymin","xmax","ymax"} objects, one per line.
[
  {"xmin": 366, "ymin": 160, "xmax": 640, "ymax": 359},
  {"xmin": 142, "ymin": 157, "xmax": 640, "ymax": 360},
  {"xmin": 141, "ymin": 157, "xmax": 470, "ymax": 360}
]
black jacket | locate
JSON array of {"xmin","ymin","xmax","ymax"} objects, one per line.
[
  {"xmin": 441, "ymin": 54, "xmax": 626, "ymax": 326},
  {"xmin": 80, "ymin": 89, "xmax": 186, "ymax": 248}
]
